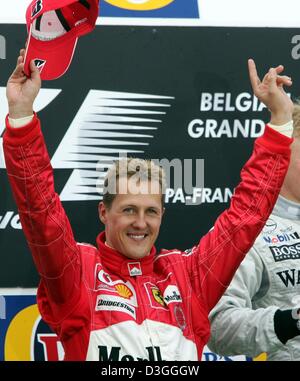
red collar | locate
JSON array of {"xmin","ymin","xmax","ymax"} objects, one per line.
[{"xmin": 96, "ymin": 231, "xmax": 156, "ymax": 277}]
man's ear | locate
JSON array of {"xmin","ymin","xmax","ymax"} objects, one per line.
[{"xmin": 98, "ymin": 202, "xmax": 107, "ymax": 225}]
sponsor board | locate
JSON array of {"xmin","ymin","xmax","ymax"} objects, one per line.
[
  {"xmin": 97, "ymin": 0, "xmax": 300, "ymax": 27},
  {"xmin": 0, "ymin": 291, "xmax": 64, "ymax": 361},
  {"xmin": 99, "ymin": 0, "xmax": 200, "ymax": 19},
  {"xmin": 2, "ymin": 0, "xmax": 300, "ymax": 27}
]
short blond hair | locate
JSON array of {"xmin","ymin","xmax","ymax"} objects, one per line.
[
  {"xmin": 103, "ymin": 157, "xmax": 166, "ymax": 209},
  {"xmin": 293, "ymin": 100, "xmax": 300, "ymax": 138}
]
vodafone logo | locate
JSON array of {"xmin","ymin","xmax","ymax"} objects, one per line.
[{"xmin": 97, "ymin": 269, "xmax": 114, "ymax": 285}]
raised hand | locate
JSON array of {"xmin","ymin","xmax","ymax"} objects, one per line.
[
  {"xmin": 248, "ymin": 59, "xmax": 293, "ymax": 125},
  {"xmin": 6, "ymin": 49, "xmax": 41, "ymax": 119}
]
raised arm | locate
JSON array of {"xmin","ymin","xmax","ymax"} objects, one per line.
[
  {"xmin": 185, "ymin": 60, "xmax": 293, "ymax": 312},
  {"xmin": 4, "ymin": 52, "xmax": 81, "ymax": 315}
]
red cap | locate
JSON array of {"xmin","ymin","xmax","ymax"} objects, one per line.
[{"xmin": 24, "ymin": 0, "xmax": 99, "ymax": 80}]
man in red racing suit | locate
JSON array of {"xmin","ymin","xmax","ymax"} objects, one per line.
[{"xmin": 3, "ymin": 51, "xmax": 294, "ymax": 361}]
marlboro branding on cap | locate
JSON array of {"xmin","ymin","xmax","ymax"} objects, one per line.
[{"xmin": 24, "ymin": 0, "xmax": 99, "ymax": 80}]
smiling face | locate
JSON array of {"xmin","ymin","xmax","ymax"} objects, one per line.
[{"xmin": 99, "ymin": 178, "xmax": 164, "ymax": 260}]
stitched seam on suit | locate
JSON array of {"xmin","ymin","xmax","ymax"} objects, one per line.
[
  {"xmin": 19, "ymin": 144, "xmax": 80, "ymax": 282},
  {"xmin": 198, "ymin": 155, "xmax": 281, "ymax": 291},
  {"xmin": 199, "ymin": 154, "xmax": 276, "ymax": 263}
]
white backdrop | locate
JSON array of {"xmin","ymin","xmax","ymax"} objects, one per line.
[{"xmin": 1, "ymin": 0, "xmax": 300, "ymax": 27}]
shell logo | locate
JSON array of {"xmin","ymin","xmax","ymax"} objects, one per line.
[
  {"xmin": 115, "ymin": 284, "xmax": 133, "ymax": 299},
  {"xmin": 104, "ymin": 0, "xmax": 174, "ymax": 11}
]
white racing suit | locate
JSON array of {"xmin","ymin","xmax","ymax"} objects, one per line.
[{"xmin": 208, "ymin": 195, "xmax": 300, "ymax": 360}]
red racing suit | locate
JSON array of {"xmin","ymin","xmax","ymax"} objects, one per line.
[{"xmin": 3, "ymin": 114, "xmax": 292, "ymax": 361}]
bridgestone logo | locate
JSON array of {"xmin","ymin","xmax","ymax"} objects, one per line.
[
  {"xmin": 270, "ymin": 243, "xmax": 300, "ymax": 262},
  {"xmin": 98, "ymin": 299, "xmax": 135, "ymax": 314}
]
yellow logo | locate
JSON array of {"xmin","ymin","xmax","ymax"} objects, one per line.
[
  {"xmin": 253, "ymin": 352, "xmax": 267, "ymax": 361},
  {"xmin": 104, "ymin": 0, "xmax": 174, "ymax": 11},
  {"xmin": 115, "ymin": 284, "xmax": 133, "ymax": 299},
  {"xmin": 152, "ymin": 288, "xmax": 166, "ymax": 306},
  {"xmin": 5, "ymin": 304, "xmax": 40, "ymax": 361}
]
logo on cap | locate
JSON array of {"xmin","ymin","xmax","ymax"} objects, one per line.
[
  {"xmin": 32, "ymin": 0, "xmax": 43, "ymax": 18},
  {"xmin": 33, "ymin": 58, "xmax": 46, "ymax": 72},
  {"xmin": 128, "ymin": 262, "xmax": 142, "ymax": 276}
]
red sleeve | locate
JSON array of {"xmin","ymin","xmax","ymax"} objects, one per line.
[
  {"xmin": 185, "ymin": 125, "xmax": 292, "ymax": 312},
  {"xmin": 3, "ymin": 114, "xmax": 81, "ymax": 316}
]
